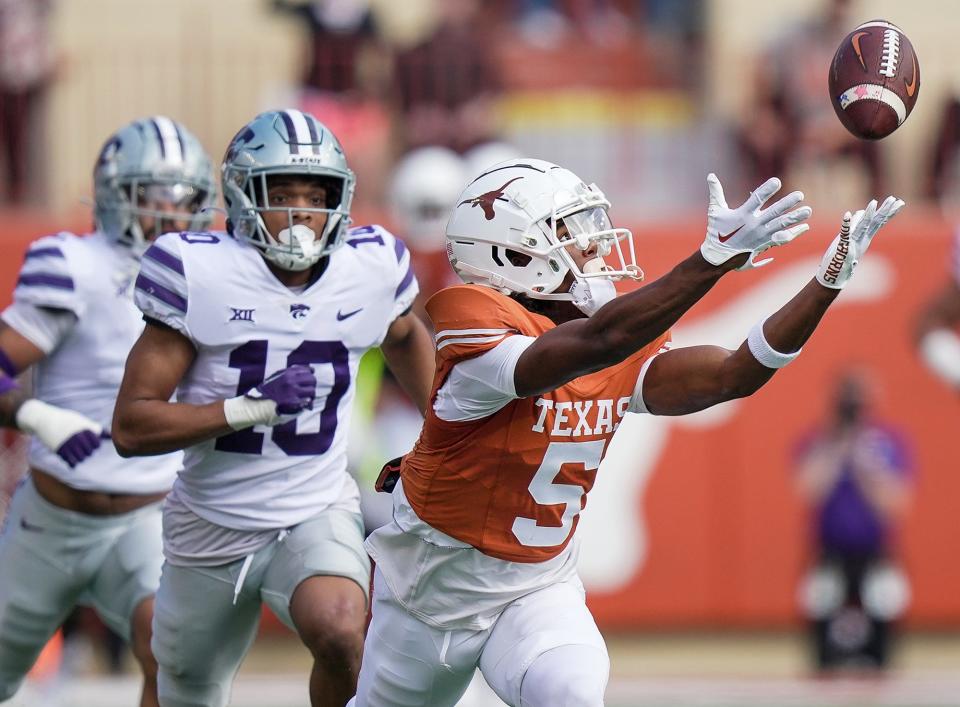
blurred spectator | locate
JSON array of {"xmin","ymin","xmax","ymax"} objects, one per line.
[
  {"xmin": 737, "ymin": 0, "xmax": 883, "ymax": 199},
  {"xmin": 0, "ymin": 0, "xmax": 55, "ymax": 205},
  {"xmin": 272, "ymin": 0, "xmax": 393, "ymax": 213},
  {"xmin": 915, "ymin": 229, "xmax": 960, "ymax": 392},
  {"xmin": 926, "ymin": 96, "xmax": 960, "ymax": 204},
  {"xmin": 393, "ymin": 0, "xmax": 501, "ymax": 152},
  {"xmin": 793, "ymin": 370, "xmax": 912, "ymax": 672}
]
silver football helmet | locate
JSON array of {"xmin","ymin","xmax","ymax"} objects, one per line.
[
  {"xmin": 445, "ymin": 158, "xmax": 642, "ymax": 300},
  {"xmin": 93, "ymin": 116, "xmax": 215, "ymax": 253},
  {"xmin": 388, "ymin": 146, "xmax": 467, "ymax": 252},
  {"xmin": 222, "ymin": 109, "xmax": 355, "ymax": 271}
]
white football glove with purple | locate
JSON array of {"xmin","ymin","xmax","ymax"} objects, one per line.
[
  {"xmin": 816, "ymin": 196, "xmax": 905, "ymax": 289},
  {"xmin": 223, "ymin": 364, "xmax": 317, "ymax": 430},
  {"xmin": 15, "ymin": 399, "xmax": 107, "ymax": 468},
  {"xmin": 700, "ymin": 173, "xmax": 812, "ymax": 270}
]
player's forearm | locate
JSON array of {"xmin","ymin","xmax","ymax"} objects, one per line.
[
  {"xmin": 711, "ymin": 279, "xmax": 839, "ymax": 402},
  {"xmin": 381, "ymin": 322, "xmax": 435, "ymax": 416},
  {"xmin": 113, "ymin": 399, "xmax": 232, "ymax": 456},
  {"xmin": 0, "ymin": 389, "xmax": 27, "ymax": 428},
  {"xmin": 587, "ymin": 251, "xmax": 738, "ymax": 363}
]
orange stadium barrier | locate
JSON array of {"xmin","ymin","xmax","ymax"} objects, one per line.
[{"xmin": 1, "ymin": 210, "xmax": 956, "ymax": 631}]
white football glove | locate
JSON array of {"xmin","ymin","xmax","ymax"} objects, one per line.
[
  {"xmin": 15, "ymin": 399, "xmax": 106, "ymax": 467},
  {"xmin": 700, "ymin": 173, "xmax": 812, "ymax": 270},
  {"xmin": 816, "ymin": 196, "xmax": 905, "ymax": 289}
]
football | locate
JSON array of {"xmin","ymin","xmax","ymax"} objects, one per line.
[{"xmin": 828, "ymin": 19, "xmax": 920, "ymax": 140}]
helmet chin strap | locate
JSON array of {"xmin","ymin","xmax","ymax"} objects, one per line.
[{"xmin": 568, "ymin": 259, "xmax": 618, "ymax": 316}]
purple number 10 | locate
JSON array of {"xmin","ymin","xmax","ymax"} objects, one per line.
[{"xmin": 215, "ymin": 339, "xmax": 350, "ymax": 456}]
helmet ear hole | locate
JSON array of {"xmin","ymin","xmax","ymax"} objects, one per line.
[{"xmin": 505, "ymin": 249, "xmax": 531, "ymax": 267}]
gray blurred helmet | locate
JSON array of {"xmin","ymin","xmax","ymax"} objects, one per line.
[
  {"xmin": 222, "ymin": 109, "xmax": 355, "ymax": 271},
  {"xmin": 93, "ymin": 116, "xmax": 215, "ymax": 253},
  {"xmin": 388, "ymin": 146, "xmax": 467, "ymax": 252}
]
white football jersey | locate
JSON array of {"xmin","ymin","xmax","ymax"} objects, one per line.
[
  {"xmin": 5, "ymin": 232, "xmax": 181, "ymax": 494},
  {"xmin": 134, "ymin": 225, "xmax": 419, "ymax": 531}
]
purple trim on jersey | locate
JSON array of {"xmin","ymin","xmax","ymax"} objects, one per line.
[
  {"xmin": 394, "ymin": 262, "xmax": 415, "ymax": 298},
  {"xmin": 393, "ymin": 237, "xmax": 407, "ymax": 263},
  {"xmin": 17, "ymin": 273, "xmax": 74, "ymax": 290},
  {"xmin": 151, "ymin": 119, "xmax": 167, "ymax": 158},
  {"xmin": 144, "ymin": 245, "xmax": 185, "ymax": 276},
  {"xmin": 0, "ymin": 347, "xmax": 18, "ymax": 377},
  {"xmin": 24, "ymin": 246, "xmax": 64, "ymax": 260},
  {"xmin": 279, "ymin": 111, "xmax": 299, "ymax": 154},
  {"xmin": 135, "ymin": 273, "xmax": 187, "ymax": 313},
  {"xmin": 304, "ymin": 115, "xmax": 321, "ymax": 154}
]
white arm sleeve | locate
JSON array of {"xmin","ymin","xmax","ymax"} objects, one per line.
[
  {"xmin": 433, "ymin": 335, "xmax": 536, "ymax": 422},
  {"xmin": 1, "ymin": 300, "xmax": 77, "ymax": 354},
  {"xmin": 628, "ymin": 341, "xmax": 673, "ymax": 415}
]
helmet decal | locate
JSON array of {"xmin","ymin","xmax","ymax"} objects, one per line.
[{"xmin": 457, "ymin": 177, "xmax": 523, "ymax": 220}]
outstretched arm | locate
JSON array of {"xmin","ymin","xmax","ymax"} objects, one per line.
[
  {"xmin": 514, "ymin": 174, "xmax": 812, "ymax": 397},
  {"xmin": 641, "ymin": 197, "xmax": 905, "ymax": 415}
]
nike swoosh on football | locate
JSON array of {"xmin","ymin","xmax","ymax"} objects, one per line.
[
  {"xmin": 336, "ymin": 308, "xmax": 363, "ymax": 321},
  {"xmin": 718, "ymin": 225, "xmax": 743, "ymax": 243},
  {"xmin": 20, "ymin": 518, "xmax": 44, "ymax": 532},
  {"xmin": 904, "ymin": 55, "xmax": 917, "ymax": 97}
]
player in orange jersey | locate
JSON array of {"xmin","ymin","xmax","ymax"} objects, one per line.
[{"xmin": 349, "ymin": 159, "xmax": 904, "ymax": 707}]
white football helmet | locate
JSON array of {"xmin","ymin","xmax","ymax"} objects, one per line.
[
  {"xmin": 388, "ymin": 146, "xmax": 467, "ymax": 252},
  {"xmin": 445, "ymin": 158, "xmax": 642, "ymax": 300}
]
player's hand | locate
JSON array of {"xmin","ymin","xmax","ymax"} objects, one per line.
[
  {"xmin": 15, "ymin": 399, "xmax": 106, "ymax": 467},
  {"xmin": 816, "ymin": 196, "xmax": 905, "ymax": 289},
  {"xmin": 700, "ymin": 173, "xmax": 812, "ymax": 270},
  {"xmin": 247, "ymin": 364, "xmax": 316, "ymax": 415}
]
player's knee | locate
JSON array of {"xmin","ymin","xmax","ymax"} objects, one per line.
[
  {"xmin": 520, "ymin": 646, "xmax": 608, "ymax": 707},
  {"xmin": 157, "ymin": 671, "xmax": 228, "ymax": 707},
  {"xmin": 301, "ymin": 618, "xmax": 364, "ymax": 669}
]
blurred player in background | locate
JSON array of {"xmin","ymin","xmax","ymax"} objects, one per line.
[
  {"xmin": 112, "ymin": 109, "xmax": 435, "ymax": 707},
  {"xmin": 352, "ymin": 159, "xmax": 903, "ymax": 706},
  {"xmin": 793, "ymin": 370, "xmax": 912, "ymax": 672},
  {"xmin": 0, "ymin": 116, "xmax": 215, "ymax": 706}
]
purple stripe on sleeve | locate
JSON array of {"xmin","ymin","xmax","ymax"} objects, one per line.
[
  {"xmin": 151, "ymin": 119, "xmax": 167, "ymax": 158},
  {"xmin": 24, "ymin": 247, "xmax": 64, "ymax": 260},
  {"xmin": 0, "ymin": 347, "xmax": 18, "ymax": 377},
  {"xmin": 393, "ymin": 237, "xmax": 407, "ymax": 263},
  {"xmin": 305, "ymin": 115, "xmax": 321, "ymax": 155},
  {"xmin": 0, "ymin": 376, "xmax": 17, "ymax": 395},
  {"xmin": 279, "ymin": 112, "xmax": 299, "ymax": 154},
  {"xmin": 136, "ymin": 273, "xmax": 187, "ymax": 313},
  {"xmin": 394, "ymin": 263, "xmax": 415, "ymax": 299},
  {"xmin": 144, "ymin": 245, "xmax": 185, "ymax": 276},
  {"xmin": 17, "ymin": 273, "xmax": 74, "ymax": 290}
]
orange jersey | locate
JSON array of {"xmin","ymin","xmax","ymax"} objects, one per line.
[{"xmin": 401, "ymin": 284, "xmax": 670, "ymax": 563}]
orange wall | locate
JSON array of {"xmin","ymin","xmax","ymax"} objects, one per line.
[{"xmin": 2, "ymin": 211, "xmax": 957, "ymax": 629}]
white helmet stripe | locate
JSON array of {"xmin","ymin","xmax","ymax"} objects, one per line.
[
  {"xmin": 152, "ymin": 116, "xmax": 184, "ymax": 164},
  {"xmin": 286, "ymin": 109, "xmax": 313, "ymax": 148}
]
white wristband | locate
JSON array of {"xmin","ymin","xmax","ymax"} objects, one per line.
[
  {"xmin": 919, "ymin": 329, "xmax": 960, "ymax": 386},
  {"xmin": 223, "ymin": 396, "xmax": 279, "ymax": 430},
  {"xmin": 747, "ymin": 318, "xmax": 801, "ymax": 369}
]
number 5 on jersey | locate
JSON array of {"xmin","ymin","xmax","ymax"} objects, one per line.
[{"xmin": 512, "ymin": 440, "xmax": 604, "ymax": 548}]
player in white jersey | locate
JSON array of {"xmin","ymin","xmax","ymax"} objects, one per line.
[
  {"xmin": 112, "ymin": 109, "xmax": 435, "ymax": 707},
  {"xmin": 0, "ymin": 117, "xmax": 215, "ymax": 706},
  {"xmin": 916, "ymin": 227, "xmax": 960, "ymax": 390}
]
